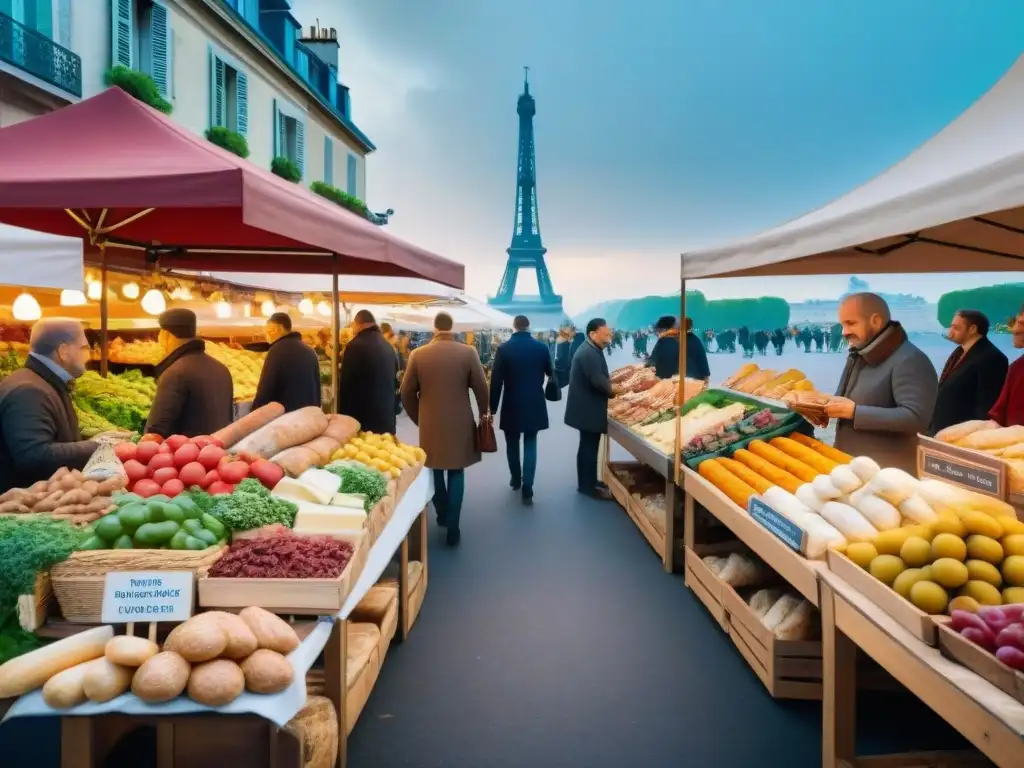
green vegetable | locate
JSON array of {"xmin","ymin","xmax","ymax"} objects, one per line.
[
  {"xmin": 113, "ymin": 535, "xmax": 134, "ymax": 549},
  {"xmin": 79, "ymin": 535, "xmax": 108, "ymax": 551},
  {"xmin": 193, "ymin": 528, "xmax": 217, "ymax": 546},
  {"xmin": 93, "ymin": 515, "xmax": 123, "ymax": 542},
  {"xmin": 172, "ymin": 496, "xmax": 201, "ymax": 519},
  {"xmin": 161, "ymin": 504, "xmax": 185, "ymax": 524},
  {"xmin": 212, "ymin": 478, "xmax": 297, "ymax": 532},
  {"xmin": 325, "ymin": 462, "xmax": 388, "ymax": 510},
  {"xmin": 201, "ymin": 514, "xmax": 225, "ymax": 538},
  {"xmin": 184, "ymin": 488, "xmax": 219, "ymax": 517},
  {"xmin": 183, "ymin": 519, "xmax": 203, "ymax": 536},
  {"xmin": 169, "ymin": 531, "xmax": 189, "ymax": 550},
  {"xmin": 115, "ymin": 492, "xmax": 143, "ymax": 506},
  {"xmin": 184, "ymin": 535, "xmax": 207, "ymax": 551},
  {"xmin": 133, "ymin": 521, "xmax": 180, "ymax": 547},
  {"xmin": 117, "ymin": 503, "xmax": 149, "ymax": 532},
  {"xmin": 71, "ymin": 370, "xmax": 154, "ymax": 433}
]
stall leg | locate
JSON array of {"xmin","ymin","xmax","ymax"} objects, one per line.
[
  {"xmin": 683, "ymin": 493, "xmax": 695, "ymax": 550},
  {"xmin": 398, "ymin": 533, "xmax": 411, "ymax": 641},
  {"xmin": 821, "ymin": 583, "xmax": 857, "ymax": 768},
  {"xmin": 323, "ymin": 619, "xmax": 349, "ymax": 768},
  {"xmin": 663, "ymin": 479, "xmax": 676, "ymax": 573},
  {"xmin": 61, "ymin": 717, "xmax": 94, "ymax": 768}
]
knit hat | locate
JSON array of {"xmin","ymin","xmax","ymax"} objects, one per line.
[{"xmin": 158, "ymin": 308, "xmax": 197, "ymax": 339}]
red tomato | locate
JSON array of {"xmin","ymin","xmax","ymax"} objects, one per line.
[
  {"xmin": 201, "ymin": 469, "xmax": 220, "ymax": 489},
  {"xmin": 209, "ymin": 436, "xmax": 225, "ymax": 449},
  {"xmin": 133, "ymin": 478, "xmax": 161, "ymax": 498},
  {"xmin": 178, "ymin": 462, "xmax": 207, "ymax": 488},
  {"xmin": 135, "ymin": 441, "xmax": 160, "ymax": 465},
  {"xmin": 157, "ymin": 442, "xmax": 172, "ymax": 455},
  {"xmin": 191, "ymin": 435, "xmax": 213, "ymax": 449},
  {"xmin": 123, "ymin": 459, "xmax": 148, "ymax": 482},
  {"xmin": 219, "ymin": 461, "xmax": 250, "ymax": 485},
  {"xmin": 173, "ymin": 442, "xmax": 200, "ymax": 468},
  {"xmin": 208, "ymin": 481, "xmax": 234, "ymax": 495},
  {"xmin": 139, "ymin": 433, "xmax": 163, "ymax": 444},
  {"xmin": 197, "ymin": 444, "xmax": 225, "ymax": 471},
  {"xmin": 249, "ymin": 459, "xmax": 284, "ymax": 490},
  {"xmin": 148, "ymin": 452, "xmax": 175, "ymax": 473},
  {"xmin": 151, "ymin": 466, "xmax": 179, "ymax": 486},
  {"xmin": 236, "ymin": 451, "xmax": 260, "ymax": 464},
  {"xmin": 113, "ymin": 442, "xmax": 137, "ymax": 463},
  {"xmin": 160, "ymin": 478, "xmax": 185, "ymax": 497},
  {"xmin": 165, "ymin": 434, "xmax": 189, "ymax": 452}
]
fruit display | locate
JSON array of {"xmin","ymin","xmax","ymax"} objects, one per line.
[
  {"xmin": 950, "ymin": 604, "xmax": 1024, "ymax": 669},
  {"xmin": 934, "ymin": 420, "xmax": 1024, "ymax": 494},
  {"xmin": 722, "ymin": 363, "xmax": 816, "ymax": 399},
  {"xmin": 331, "ymin": 431, "xmax": 425, "ymax": 480},
  {"xmin": 79, "ymin": 492, "xmax": 227, "ymax": 551},
  {"xmin": 0, "ymin": 607, "xmax": 298, "ymax": 708},
  {"xmin": 0, "ymin": 467, "xmax": 126, "ymax": 525}
]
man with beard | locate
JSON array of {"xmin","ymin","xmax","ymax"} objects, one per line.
[
  {"xmin": 0, "ymin": 318, "xmax": 98, "ymax": 492},
  {"xmin": 826, "ymin": 293, "xmax": 937, "ymax": 472}
]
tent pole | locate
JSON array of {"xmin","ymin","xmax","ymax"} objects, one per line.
[
  {"xmin": 99, "ymin": 246, "xmax": 109, "ymax": 378},
  {"xmin": 674, "ymin": 277, "xmax": 686, "ymax": 486},
  {"xmin": 331, "ymin": 256, "xmax": 340, "ymax": 415}
]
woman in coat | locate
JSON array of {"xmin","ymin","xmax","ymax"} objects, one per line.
[
  {"xmin": 400, "ymin": 312, "xmax": 489, "ymax": 547},
  {"xmin": 554, "ymin": 327, "xmax": 573, "ymax": 389}
]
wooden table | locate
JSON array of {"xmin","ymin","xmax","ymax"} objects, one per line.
[{"xmin": 820, "ymin": 568, "xmax": 1024, "ymax": 767}]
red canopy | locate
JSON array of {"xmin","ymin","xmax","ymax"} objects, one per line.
[{"xmin": 0, "ymin": 87, "xmax": 464, "ymax": 288}]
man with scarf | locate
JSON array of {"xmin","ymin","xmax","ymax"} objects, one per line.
[{"xmin": 826, "ymin": 293, "xmax": 937, "ymax": 472}]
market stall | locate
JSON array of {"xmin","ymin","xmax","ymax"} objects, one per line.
[{"xmin": 0, "ymin": 223, "xmax": 83, "ymax": 291}]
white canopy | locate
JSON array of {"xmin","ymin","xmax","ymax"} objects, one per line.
[
  {"xmin": 682, "ymin": 54, "xmax": 1024, "ymax": 279},
  {"xmin": 377, "ymin": 298, "xmax": 516, "ymax": 332},
  {"xmin": 0, "ymin": 224, "xmax": 83, "ymax": 290},
  {"xmin": 201, "ymin": 272, "xmax": 461, "ymax": 305}
]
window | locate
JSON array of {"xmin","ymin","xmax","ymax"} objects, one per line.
[
  {"xmin": 324, "ymin": 137, "xmax": 333, "ymax": 185},
  {"xmin": 210, "ymin": 48, "xmax": 248, "ymax": 136},
  {"xmin": 110, "ymin": 0, "xmax": 171, "ymax": 97},
  {"xmin": 346, "ymin": 154, "xmax": 357, "ymax": 196},
  {"xmin": 274, "ymin": 99, "xmax": 305, "ymax": 178}
]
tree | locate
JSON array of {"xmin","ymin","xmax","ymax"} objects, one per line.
[{"xmin": 937, "ymin": 284, "xmax": 1024, "ymax": 328}]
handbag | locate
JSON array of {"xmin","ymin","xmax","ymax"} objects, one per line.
[
  {"xmin": 476, "ymin": 413, "xmax": 498, "ymax": 453},
  {"xmin": 545, "ymin": 377, "xmax": 562, "ymax": 402}
]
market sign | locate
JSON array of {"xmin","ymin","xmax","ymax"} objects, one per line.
[
  {"xmin": 748, "ymin": 496, "xmax": 805, "ymax": 554},
  {"xmin": 101, "ymin": 571, "xmax": 195, "ymax": 624},
  {"xmin": 917, "ymin": 435, "xmax": 1005, "ymax": 499}
]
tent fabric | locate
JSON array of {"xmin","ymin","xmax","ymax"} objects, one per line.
[
  {"xmin": 681, "ymin": 54, "xmax": 1024, "ymax": 279},
  {"xmin": 200, "ymin": 272, "xmax": 462, "ymax": 305},
  {"xmin": 0, "ymin": 223, "xmax": 82, "ymax": 290},
  {"xmin": 0, "ymin": 88, "xmax": 464, "ymax": 289}
]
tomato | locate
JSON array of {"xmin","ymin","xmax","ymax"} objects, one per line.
[
  {"xmin": 165, "ymin": 434, "xmax": 189, "ymax": 452},
  {"xmin": 133, "ymin": 478, "xmax": 161, "ymax": 498},
  {"xmin": 139, "ymin": 433, "xmax": 163, "ymax": 444},
  {"xmin": 173, "ymin": 442, "xmax": 200, "ymax": 468},
  {"xmin": 201, "ymin": 469, "xmax": 220, "ymax": 489},
  {"xmin": 219, "ymin": 461, "xmax": 250, "ymax": 485},
  {"xmin": 157, "ymin": 442, "xmax": 172, "ymax": 455},
  {"xmin": 197, "ymin": 444, "xmax": 225, "ymax": 471},
  {"xmin": 135, "ymin": 441, "xmax": 160, "ymax": 465},
  {"xmin": 123, "ymin": 459, "xmax": 147, "ymax": 482},
  {"xmin": 236, "ymin": 451, "xmax": 260, "ymax": 464},
  {"xmin": 208, "ymin": 481, "xmax": 234, "ymax": 495},
  {"xmin": 249, "ymin": 459, "xmax": 284, "ymax": 490},
  {"xmin": 208, "ymin": 436, "xmax": 225, "ymax": 449},
  {"xmin": 160, "ymin": 478, "xmax": 185, "ymax": 497},
  {"xmin": 148, "ymin": 452, "xmax": 175, "ymax": 473},
  {"xmin": 191, "ymin": 435, "xmax": 214, "ymax": 449},
  {"xmin": 178, "ymin": 462, "xmax": 207, "ymax": 488},
  {"xmin": 151, "ymin": 466, "xmax": 179, "ymax": 486},
  {"xmin": 113, "ymin": 442, "xmax": 137, "ymax": 462}
]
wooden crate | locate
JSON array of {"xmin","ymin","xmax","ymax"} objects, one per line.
[
  {"xmin": 18, "ymin": 572, "xmax": 53, "ymax": 631},
  {"xmin": 936, "ymin": 620, "xmax": 1024, "ymax": 705},
  {"xmin": 683, "ymin": 545, "xmax": 735, "ymax": 630},
  {"xmin": 603, "ymin": 461, "xmax": 637, "ymax": 509},
  {"xmin": 722, "ymin": 584, "xmax": 823, "ymax": 700}
]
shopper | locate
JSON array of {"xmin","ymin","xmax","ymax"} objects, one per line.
[
  {"xmin": 554, "ymin": 327, "xmax": 573, "ymax": 388},
  {"xmin": 825, "ymin": 293, "xmax": 937, "ymax": 472},
  {"xmin": 929, "ymin": 309, "xmax": 1007, "ymax": 434},
  {"xmin": 646, "ymin": 316, "xmax": 681, "ymax": 379},
  {"xmin": 400, "ymin": 311, "xmax": 489, "ymax": 547},
  {"xmin": 565, "ymin": 318, "xmax": 622, "ymax": 500},
  {"xmin": 146, "ymin": 308, "xmax": 233, "ymax": 438},
  {"xmin": 489, "ymin": 315, "xmax": 554, "ymax": 505},
  {"xmin": 989, "ymin": 307, "xmax": 1024, "ymax": 427},
  {"xmin": 338, "ymin": 309, "xmax": 401, "ymax": 435},
  {"xmin": 0, "ymin": 318, "xmax": 98, "ymax": 493},
  {"xmin": 569, "ymin": 328, "xmax": 585, "ymax": 365},
  {"xmin": 252, "ymin": 313, "xmax": 321, "ymax": 413}
]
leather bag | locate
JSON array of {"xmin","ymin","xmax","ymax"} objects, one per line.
[
  {"xmin": 544, "ymin": 377, "xmax": 562, "ymax": 402},
  {"xmin": 476, "ymin": 413, "xmax": 498, "ymax": 453}
]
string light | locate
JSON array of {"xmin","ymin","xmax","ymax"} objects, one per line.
[
  {"xmin": 316, "ymin": 300, "xmax": 331, "ymax": 317},
  {"xmin": 243, "ymin": 304, "xmax": 252, "ymax": 318},
  {"xmin": 60, "ymin": 289, "xmax": 87, "ymax": 307},
  {"xmin": 12, "ymin": 292, "xmax": 42, "ymax": 321},
  {"xmin": 261, "ymin": 300, "xmax": 275, "ymax": 317},
  {"xmin": 141, "ymin": 289, "xmax": 167, "ymax": 316},
  {"xmin": 121, "ymin": 281, "xmax": 140, "ymax": 300},
  {"xmin": 86, "ymin": 280, "xmax": 102, "ymax": 301},
  {"xmin": 299, "ymin": 298, "xmax": 314, "ymax": 315},
  {"xmin": 214, "ymin": 301, "xmax": 232, "ymax": 319}
]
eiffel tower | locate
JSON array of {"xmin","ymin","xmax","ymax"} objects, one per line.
[{"xmin": 489, "ymin": 68, "xmax": 567, "ymax": 327}]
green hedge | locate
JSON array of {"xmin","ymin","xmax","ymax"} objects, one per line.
[
  {"xmin": 205, "ymin": 126, "xmax": 249, "ymax": 158},
  {"xmin": 612, "ymin": 291, "xmax": 790, "ymax": 331},
  {"xmin": 271, "ymin": 156, "xmax": 301, "ymax": 183},
  {"xmin": 310, "ymin": 181, "xmax": 369, "ymax": 218},
  {"xmin": 105, "ymin": 66, "xmax": 172, "ymax": 114},
  {"xmin": 937, "ymin": 284, "xmax": 1024, "ymax": 328}
]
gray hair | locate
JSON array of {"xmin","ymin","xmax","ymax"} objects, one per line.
[
  {"xmin": 841, "ymin": 292, "xmax": 891, "ymax": 324},
  {"xmin": 30, "ymin": 318, "xmax": 85, "ymax": 357}
]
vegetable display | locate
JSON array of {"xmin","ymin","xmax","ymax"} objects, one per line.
[
  {"xmin": 0, "ymin": 467, "xmax": 125, "ymax": 524},
  {"xmin": 72, "ymin": 370, "xmax": 156, "ymax": 434},
  {"xmin": 79, "ymin": 492, "xmax": 226, "ymax": 551},
  {"xmin": 331, "ymin": 431, "xmax": 425, "ymax": 479},
  {"xmin": 211, "ymin": 479, "xmax": 297, "ymax": 532},
  {"xmin": 950, "ymin": 604, "xmax": 1024, "ymax": 669},
  {"xmin": 325, "ymin": 462, "xmax": 388, "ymax": 511},
  {"xmin": 208, "ymin": 531, "xmax": 354, "ymax": 579}
]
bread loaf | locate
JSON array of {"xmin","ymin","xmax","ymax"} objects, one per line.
[{"xmin": 0, "ymin": 625, "xmax": 113, "ymax": 698}]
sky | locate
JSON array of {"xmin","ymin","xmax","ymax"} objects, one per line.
[{"xmin": 295, "ymin": 0, "xmax": 1024, "ymax": 313}]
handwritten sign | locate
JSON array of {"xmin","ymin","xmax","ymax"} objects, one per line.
[
  {"xmin": 748, "ymin": 497, "xmax": 805, "ymax": 553},
  {"xmin": 101, "ymin": 571, "xmax": 194, "ymax": 624},
  {"xmin": 917, "ymin": 436, "xmax": 1005, "ymax": 499}
]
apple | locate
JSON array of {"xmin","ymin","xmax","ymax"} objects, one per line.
[
  {"xmin": 197, "ymin": 444, "xmax": 225, "ymax": 471},
  {"xmin": 178, "ymin": 462, "xmax": 207, "ymax": 488},
  {"xmin": 135, "ymin": 441, "xmax": 160, "ymax": 465},
  {"xmin": 148, "ymin": 453, "xmax": 175, "ymax": 473},
  {"xmin": 160, "ymin": 478, "xmax": 185, "ymax": 497},
  {"xmin": 173, "ymin": 443, "xmax": 200, "ymax": 468}
]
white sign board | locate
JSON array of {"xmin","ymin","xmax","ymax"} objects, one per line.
[{"xmin": 101, "ymin": 571, "xmax": 195, "ymax": 624}]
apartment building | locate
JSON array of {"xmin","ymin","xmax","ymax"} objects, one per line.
[{"xmin": 0, "ymin": 0, "xmax": 373, "ymax": 203}]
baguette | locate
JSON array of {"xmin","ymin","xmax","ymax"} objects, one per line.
[
  {"xmin": 788, "ymin": 433, "xmax": 853, "ymax": 464},
  {"xmin": 0, "ymin": 625, "xmax": 113, "ymax": 698},
  {"xmin": 213, "ymin": 402, "xmax": 286, "ymax": 449}
]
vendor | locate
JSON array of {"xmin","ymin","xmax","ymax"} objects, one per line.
[
  {"xmin": 825, "ymin": 293, "xmax": 937, "ymax": 472},
  {"xmin": 252, "ymin": 312, "xmax": 321, "ymax": 413},
  {"xmin": 338, "ymin": 309, "xmax": 400, "ymax": 434},
  {"xmin": 0, "ymin": 318, "xmax": 98, "ymax": 493},
  {"xmin": 146, "ymin": 308, "xmax": 233, "ymax": 438},
  {"xmin": 646, "ymin": 316, "xmax": 680, "ymax": 378},
  {"xmin": 988, "ymin": 306, "xmax": 1024, "ymax": 427}
]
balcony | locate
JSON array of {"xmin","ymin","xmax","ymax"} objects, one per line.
[{"xmin": 0, "ymin": 12, "xmax": 81, "ymax": 98}]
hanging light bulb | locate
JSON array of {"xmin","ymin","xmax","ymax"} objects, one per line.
[
  {"xmin": 170, "ymin": 285, "xmax": 193, "ymax": 301},
  {"xmin": 243, "ymin": 303, "xmax": 252, "ymax": 318},
  {"xmin": 86, "ymin": 279, "xmax": 102, "ymax": 301},
  {"xmin": 299, "ymin": 298, "xmax": 314, "ymax": 316},
  {"xmin": 261, "ymin": 300, "xmax": 275, "ymax": 318},
  {"xmin": 141, "ymin": 288, "xmax": 167, "ymax": 316},
  {"xmin": 316, "ymin": 300, "xmax": 331, "ymax": 317},
  {"xmin": 60, "ymin": 289, "xmax": 87, "ymax": 307},
  {"xmin": 122, "ymin": 281, "xmax": 140, "ymax": 300},
  {"xmin": 12, "ymin": 292, "xmax": 42, "ymax": 321},
  {"xmin": 214, "ymin": 300, "xmax": 232, "ymax": 319}
]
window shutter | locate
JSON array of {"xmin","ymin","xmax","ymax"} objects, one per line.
[
  {"xmin": 111, "ymin": 0, "xmax": 133, "ymax": 68},
  {"xmin": 295, "ymin": 120, "xmax": 305, "ymax": 179},
  {"xmin": 209, "ymin": 51, "xmax": 224, "ymax": 127},
  {"xmin": 57, "ymin": 0, "xmax": 71, "ymax": 48},
  {"xmin": 236, "ymin": 71, "xmax": 248, "ymax": 136},
  {"xmin": 274, "ymin": 101, "xmax": 285, "ymax": 157},
  {"xmin": 346, "ymin": 154, "xmax": 357, "ymax": 196},
  {"xmin": 324, "ymin": 137, "xmax": 333, "ymax": 185},
  {"xmin": 149, "ymin": 2, "xmax": 170, "ymax": 96}
]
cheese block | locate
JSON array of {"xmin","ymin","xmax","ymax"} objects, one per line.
[
  {"xmin": 298, "ymin": 468, "xmax": 342, "ymax": 496},
  {"xmin": 292, "ymin": 499, "xmax": 368, "ymax": 534},
  {"xmin": 330, "ymin": 493, "xmax": 367, "ymax": 510},
  {"xmin": 272, "ymin": 477, "xmax": 334, "ymax": 506}
]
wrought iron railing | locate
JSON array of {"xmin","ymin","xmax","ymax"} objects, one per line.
[{"xmin": 0, "ymin": 12, "xmax": 82, "ymax": 97}]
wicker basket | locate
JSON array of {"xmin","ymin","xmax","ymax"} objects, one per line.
[
  {"xmin": 396, "ymin": 464, "xmax": 422, "ymax": 499},
  {"xmin": 50, "ymin": 545, "xmax": 225, "ymax": 623}
]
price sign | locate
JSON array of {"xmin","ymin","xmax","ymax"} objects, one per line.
[
  {"xmin": 101, "ymin": 571, "xmax": 194, "ymax": 624},
  {"xmin": 748, "ymin": 497, "xmax": 806, "ymax": 554},
  {"xmin": 917, "ymin": 436, "xmax": 1005, "ymax": 499}
]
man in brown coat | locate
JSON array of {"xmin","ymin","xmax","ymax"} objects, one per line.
[{"xmin": 400, "ymin": 312, "xmax": 489, "ymax": 547}]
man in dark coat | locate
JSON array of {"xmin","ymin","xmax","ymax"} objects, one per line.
[
  {"xmin": 146, "ymin": 309, "xmax": 233, "ymax": 438},
  {"xmin": 252, "ymin": 313, "xmax": 321, "ymax": 413},
  {"xmin": 565, "ymin": 318, "xmax": 621, "ymax": 500},
  {"xmin": 489, "ymin": 315, "xmax": 554, "ymax": 505},
  {"xmin": 338, "ymin": 309, "xmax": 400, "ymax": 435},
  {"xmin": 554, "ymin": 328, "xmax": 573, "ymax": 388},
  {"xmin": 930, "ymin": 309, "xmax": 1008, "ymax": 434},
  {"xmin": 569, "ymin": 330, "xmax": 585, "ymax": 364},
  {"xmin": 647, "ymin": 315, "xmax": 681, "ymax": 379},
  {"xmin": 0, "ymin": 318, "xmax": 98, "ymax": 493}
]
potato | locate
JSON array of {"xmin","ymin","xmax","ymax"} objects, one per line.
[
  {"xmin": 42, "ymin": 659, "xmax": 101, "ymax": 709},
  {"xmin": 240, "ymin": 649, "xmax": 294, "ymax": 694},
  {"xmin": 187, "ymin": 659, "xmax": 245, "ymax": 706},
  {"xmin": 105, "ymin": 635, "xmax": 160, "ymax": 667},
  {"xmin": 82, "ymin": 658, "xmax": 132, "ymax": 703},
  {"xmin": 131, "ymin": 652, "xmax": 190, "ymax": 703},
  {"xmin": 164, "ymin": 617, "xmax": 228, "ymax": 663},
  {"xmin": 202, "ymin": 612, "xmax": 258, "ymax": 660},
  {"xmin": 239, "ymin": 607, "xmax": 299, "ymax": 654}
]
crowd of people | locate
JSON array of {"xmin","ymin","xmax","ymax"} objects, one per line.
[{"xmin": 700, "ymin": 324, "xmax": 847, "ymax": 356}]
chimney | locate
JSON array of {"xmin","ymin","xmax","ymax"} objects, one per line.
[{"xmin": 299, "ymin": 19, "xmax": 339, "ymax": 71}]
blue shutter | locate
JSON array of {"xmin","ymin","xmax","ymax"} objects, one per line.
[
  {"xmin": 295, "ymin": 120, "xmax": 305, "ymax": 179},
  {"xmin": 235, "ymin": 71, "xmax": 248, "ymax": 136},
  {"xmin": 346, "ymin": 154, "xmax": 357, "ymax": 196},
  {"xmin": 57, "ymin": 0, "xmax": 71, "ymax": 48},
  {"xmin": 209, "ymin": 50, "xmax": 224, "ymax": 127},
  {"xmin": 111, "ymin": 0, "xmax": 133, "ymax": 68},
  {"xmin": 324, "ymin": 137, "xmax": 333, "ymax": 185},
  {"xmin": 273, "ymin": 101, "xmax": 285, "ymax": 157},
  {"xmin": 149, "ymin": 3, "xmax": 169, "ymax": 96}
]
